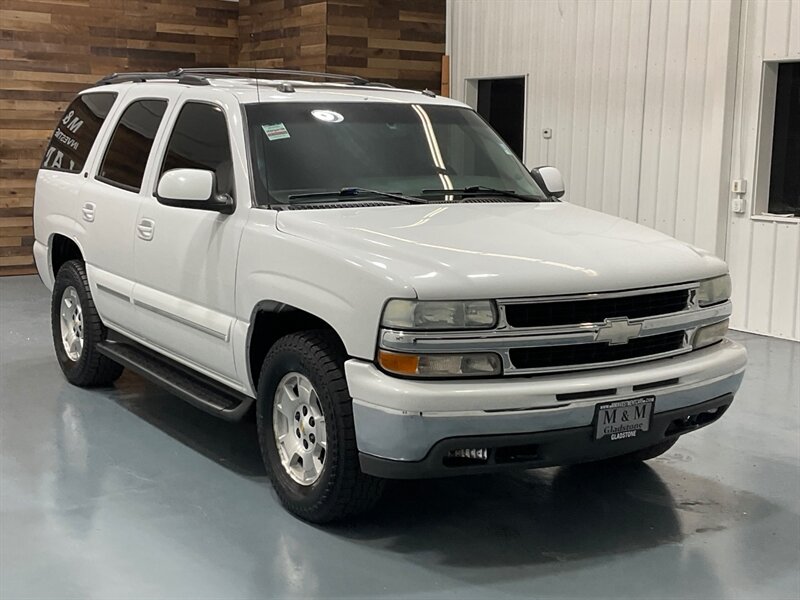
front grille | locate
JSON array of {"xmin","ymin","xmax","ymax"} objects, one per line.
[
  {"xmin": 504, "ymin": 289, "xmax": 690, "ymax": 328},
  {"xmin": 509, "ymin": 331, "xmax": 686, "ymax": 370},
  {"xmin": 379, "ymin": 282, "xmax": 727, "ymax": 376}
]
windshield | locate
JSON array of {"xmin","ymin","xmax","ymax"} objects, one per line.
[{"xmin": 244, "ymin": 102, "xmax": 547, "ymax": 204}]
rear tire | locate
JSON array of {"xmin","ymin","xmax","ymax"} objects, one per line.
[
  {"xmin": 51, "ymin": 259, "xmax": 123, "ymax": 387},
  {"xmin": 256, "ymin": 330, "xmax": 384, "ymax": 523}
]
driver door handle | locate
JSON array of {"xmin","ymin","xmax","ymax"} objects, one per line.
[{"xmin": 137, "ymin": 218, "xmax": 155, "ymax": 241}]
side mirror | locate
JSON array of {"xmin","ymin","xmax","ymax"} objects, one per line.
[
  {"xmin": 530, "ymin": 166, "xmax": 565, "ymax": 199},
  {"xmin": 156, "ymin": 168, "xmax": 233, "ymax": 214}
]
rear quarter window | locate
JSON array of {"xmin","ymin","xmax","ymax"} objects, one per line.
[{"xmin": 41, "ymin": 92, "xmax": 117, "ymax": 173}]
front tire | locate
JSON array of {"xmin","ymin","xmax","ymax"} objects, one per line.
[
  {"xmin": 51, "ymin": 259, "xmax": 123, "ymax": 387},
  {"xmin": 256, "ymin": 330, "xmax": 384, "ymax": 523}
]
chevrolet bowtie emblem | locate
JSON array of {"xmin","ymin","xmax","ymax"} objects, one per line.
[{"xmin": 594, "ymin": 317, "xmax": 642, "ymax": 345}]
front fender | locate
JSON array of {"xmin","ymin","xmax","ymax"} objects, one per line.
[{"xmin": 236, "ymin": 210, "xmax": 416, "ymax": 359}]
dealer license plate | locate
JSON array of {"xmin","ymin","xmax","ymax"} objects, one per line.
[{"xmin": 594, "ymin": 397, "xmax": 655, "ymax": 442}]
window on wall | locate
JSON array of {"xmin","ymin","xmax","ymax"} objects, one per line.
[
  {"xmin": 476, "ymin": 77, "xmax": 525, "ymax": 159},
  {"xmin": 98, "ymin": 99, "xmax": 168, "ymax": 193},
  {"xmin": 768, "ymin": 62, "xmax": 800, "ymax": 216}
]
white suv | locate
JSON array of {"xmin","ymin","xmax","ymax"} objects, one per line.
[{"xmin": 33, "ymin": 68, "xmax": 747, "ymax": 522}]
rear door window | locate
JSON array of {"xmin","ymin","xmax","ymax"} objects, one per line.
[
  {"xmin": 41, "ymin": 92, "xmax": 117, "ymax": 173},
  {"xmin": 98, "ymin": 99, "xmax": 168, "ymax": 193}
]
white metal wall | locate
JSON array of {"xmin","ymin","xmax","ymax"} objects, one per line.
[
  {"xmin": 450, "ymin": 0, "xmax": 737, "ymax": 253},
  {"xmin": 449, "ymin": 0, "xmax": 800, "ymax": 340},
  {"xmin": 450, "ymin": 0, "xmax": 650, "ymax": 224},
  {"xmin": 637, "ymin": 0, "xmax": 739, "ymax": 256},
  {"xmin": 727, "ymin": 0, "xmax": 800, "ymax": 340}
]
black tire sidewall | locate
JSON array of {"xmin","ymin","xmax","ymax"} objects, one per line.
[
  {"xmin": 256, "ymin": 337, "xmax": 346, "ymax": 514},
  {"xmin": 51, "ymin": 261, "xmax": 100, "ymax": 384}
]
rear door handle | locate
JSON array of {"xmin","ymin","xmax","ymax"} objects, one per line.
[
  {"xmin": 137, "ymin": 218, "xmax": 155, "ymax": 241},
  {"xmin": 81, "ymin": 202, "xmax": 95, "ymax": 222}
]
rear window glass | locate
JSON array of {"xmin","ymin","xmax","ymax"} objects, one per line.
[{"xmin": 41, "ymin": 92, "xmax": 117, "ymax": 173}]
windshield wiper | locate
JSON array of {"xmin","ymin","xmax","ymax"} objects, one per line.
[
  {"xmin": 288, "ymin": 187, "xmax": 428, "ymax": 204},
  {"xmin": 421, "ymin": 186, "xmax": 545, "ymax": 202}
]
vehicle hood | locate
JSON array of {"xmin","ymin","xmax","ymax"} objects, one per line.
[{"xmin": 275, "ymin": 202, "xmax": 727, "ymax": 299}]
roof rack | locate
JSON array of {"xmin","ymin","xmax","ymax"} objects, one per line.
[
  {"xmin": 173, "ymin": 67, "xmax": 373, "ymax": 86},
  {"xmin": 94, "ymin": 72, "xmax": 209, "ymax": 86},
  {"xmin": 94, "ymin": 67, "xmax": 380, "ymax": 88}
]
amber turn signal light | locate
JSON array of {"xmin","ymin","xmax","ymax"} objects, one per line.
[{"xmin": 378, "ymin": 350, "xmax": 420, "ymax": 375}]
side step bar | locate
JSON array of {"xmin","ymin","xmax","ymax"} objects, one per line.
[{"xmin": 97, "ymin": 339, "xmax": 253, "ymax": 421}]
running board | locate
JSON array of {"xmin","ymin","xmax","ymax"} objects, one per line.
[{"xmin": 97, "ymin": 339, "xmax": 252, "ymax": 421}]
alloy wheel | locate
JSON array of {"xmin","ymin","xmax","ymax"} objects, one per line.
[
  {"xmin": 272, "ymin": 372, "xmax": 327, "ymax": 485},
  {"xmin": 59, "ymin": 286, "xmax": 84, "ymax": 362}
]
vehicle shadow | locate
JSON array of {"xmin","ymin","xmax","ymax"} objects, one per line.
[
  {"xmin": 108, "ymin": 372, "xmax": 266, "ymax": 478},
  {"xmin": 104, "ymin": 372, "xmax": 782, "ymax": 577},
  {"xmin": 339, "ymin": 463, "xmax": 685, "ymax": 566}
]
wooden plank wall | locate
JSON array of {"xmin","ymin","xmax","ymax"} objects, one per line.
[
  {"xmin": 239, "ymin": 0, "xmax": 327, "ymax": 71},
  {"xmin": 240, "ymin": 0, "xmax": 445, "ymax": 90},
  {"xmin": 0, "ymin": 0, "xmax": 238, "ymax": 276},
  {"xmin": 326, "ymin": 0, "xmax": 445, "ymax": 91},
  {"xmin": 0, "ymin": 0, "xmax": 444, "ymax": 276}
]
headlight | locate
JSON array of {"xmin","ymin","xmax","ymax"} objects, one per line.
[
  {"xmin": 696, "ymin": 274, "xmax": 731, "ymax": 307},
  {"xmin": 381, "ymin": 299, "xmax": 497, "ymax": 330},
  {"xmin": 693, "ymin": 319, "xmax": 729, "ymax": 349},
  {"xmin": 378, "ymin": 350, "xmax": 502, "ymax": 377}
]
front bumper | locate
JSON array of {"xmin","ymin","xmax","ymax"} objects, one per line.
[
  {"xmin": 360, "ymin": 393, "xmax": 734, "ymax": 478},
  {"xmin": 346, "ymin": 338, "xmax": 746, "ymax": 477}
]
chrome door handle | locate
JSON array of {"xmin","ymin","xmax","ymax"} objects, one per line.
[
  {"xmin": 137, "ymin": 218, "xmax": 155, "ymax": 241},
  {"xmin": 81, "ymin": 202, "xmax": 96, "ymax": 222}
]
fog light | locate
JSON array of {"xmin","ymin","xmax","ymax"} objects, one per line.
[
  {"xmin": 693, "ymin": 319, "xmax": 729, "ymax": 349},
  {"xmin": 378, "ymin": 350, "xmax": 502, "ymax": 377},
  {"xmin": 447, "ymin": 448, "xmax": 489, "ymax": 461}
]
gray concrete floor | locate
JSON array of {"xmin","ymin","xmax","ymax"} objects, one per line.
[{"xmin": 1, "ymin": 275, "xmax": 799, "ymax": 600}]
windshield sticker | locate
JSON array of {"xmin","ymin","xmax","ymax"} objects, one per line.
[
  {"xmin": 262, "ymin": 123, "xmax": 290, "ymax": 141},
  {"xmin": 499, "ymin": 142, "xmax": 514, "ymax": 155}
]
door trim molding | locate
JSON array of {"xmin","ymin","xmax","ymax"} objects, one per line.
[
  {"xmin": 104, "ymin": 320, "xmax": 244, "ymax": 388},
  {"xmin": 96, "ymin": 282, "xmax": 131, "ymax": 303},
  {"xmin": 133, "ymin": 298, "xmax": 229, "ymax": 341}
]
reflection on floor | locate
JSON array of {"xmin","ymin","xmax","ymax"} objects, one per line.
[{"xmin": 1, "ymin": 275, "xmax": 798, "ymax": 599}]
